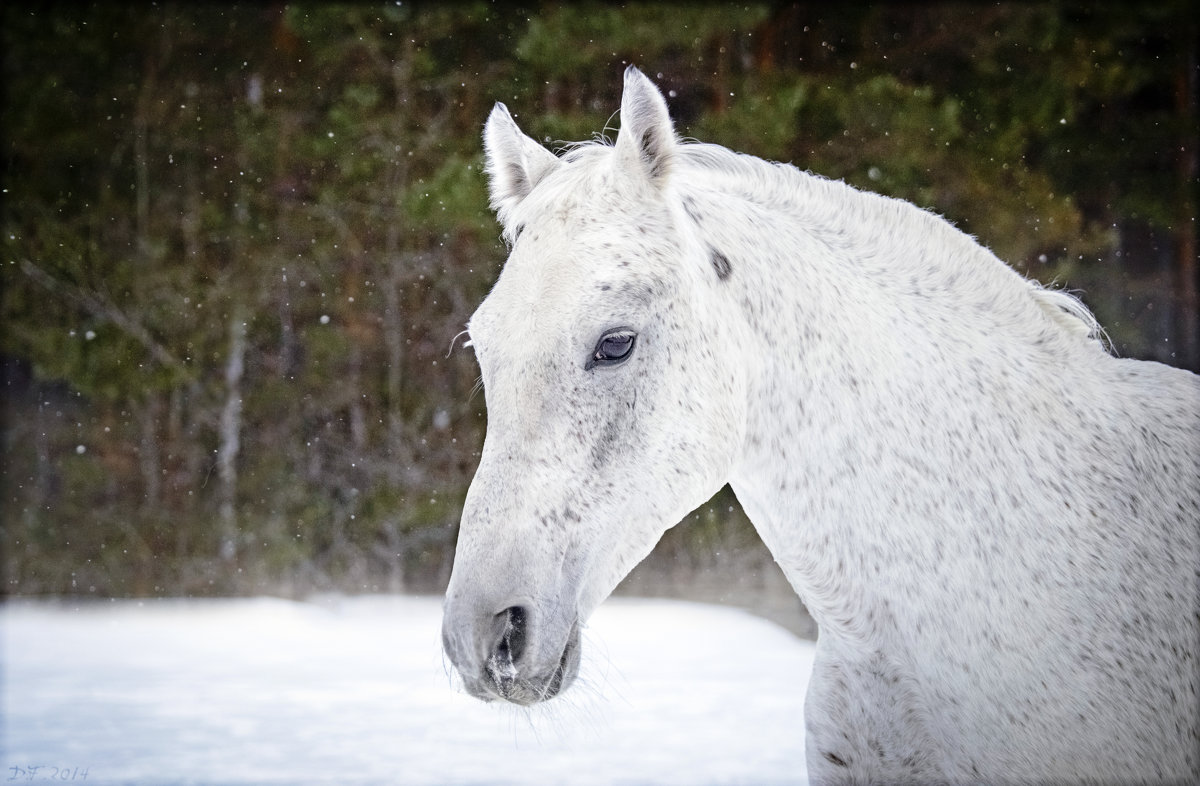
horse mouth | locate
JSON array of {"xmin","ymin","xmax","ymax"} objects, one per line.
[{"xmin": 482, "ymin": 623, "xmax": 580, "ymax": 706}]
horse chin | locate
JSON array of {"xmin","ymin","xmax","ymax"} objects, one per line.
[{"xmin": 475, "ymin": 621, "xmax": 581, "ymax": 706}]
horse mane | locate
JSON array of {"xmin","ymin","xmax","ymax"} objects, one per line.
[
  {"xmin": 1028, "ymin": 283, "xmax": 1108, "ymax": 345},
  {"xmin": 552, "ymin": 137, "xmax": 1108, "ymax": 351}
]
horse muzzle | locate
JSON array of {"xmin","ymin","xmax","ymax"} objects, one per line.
[{"xmin": 441, "ymin": 599, "xmax": 582, "ymax": 705}]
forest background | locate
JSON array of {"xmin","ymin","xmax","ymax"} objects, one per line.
[{"xmin": 3, "ymin": 3, "xmax": 1196, "ymax": 619}]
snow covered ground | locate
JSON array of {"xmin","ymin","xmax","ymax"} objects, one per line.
[{"xmin": 2, "ymin": 596, "xmax": 814, "ymax": 785}]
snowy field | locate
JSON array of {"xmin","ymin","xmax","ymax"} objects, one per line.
[{"xmin": 2, "ymin": 596, "xmax": 814, "ymax": 785}]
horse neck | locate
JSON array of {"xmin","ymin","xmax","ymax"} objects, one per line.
[{"xmin": 698, "ymin": 166, "xmax": 1087, "ymax": 651}]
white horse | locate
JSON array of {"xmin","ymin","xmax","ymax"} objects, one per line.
[{"xmin": 441, "ymin": 66, "xmax": 1200, "ymax": 784}]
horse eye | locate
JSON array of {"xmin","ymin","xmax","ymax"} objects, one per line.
[{"xmin": 586, "ymin": 329, "xmax": 637, "ymax": 370}]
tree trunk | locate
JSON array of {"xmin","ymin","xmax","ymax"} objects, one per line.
[
  {"xmin": 383, "ymin": 251, "xmax": 407, "ymax": 484},
  {"xmin": 28, "ymin": 400, "xmax": 52, "ymax": 530},
  {"xmin": 384, "ymin": 54, "xmax": 414, "ymax": 485},
  {"xmin": 139, "ymin": 393, "xmax": 162, "ymax": 511},
  {"xmin": 218, "ymin": 311, "xmax": 246, "ymax": 561}
]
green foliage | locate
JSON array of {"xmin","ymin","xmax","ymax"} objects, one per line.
[
  {"xmin": 402, "ymin": 154, "xmax": 490, "ymax": 235},
  {"xmin": 516, "ymin": 5, "xmax": 770, "ymax": 79},
  {"xmin": 2, "ymin": 2, "xmax": 1193, "ymax": 598}
]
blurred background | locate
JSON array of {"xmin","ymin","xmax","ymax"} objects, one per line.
[{"xmin": 3, "ymin": 3, "xmax": 1196, "ymax": 627}]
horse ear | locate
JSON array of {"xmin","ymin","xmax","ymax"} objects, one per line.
[
  {"xmin": 615, "ymin": 66, "xmax": 676, "ymax": 186},
  {"xmin": 483, "ymin": 102, "xmax": 560, "ymax": 226}
]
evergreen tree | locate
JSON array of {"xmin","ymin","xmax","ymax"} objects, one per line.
[{"xmin": 3, "ymin": 3, "xmax": 1192, "ymax": 598}]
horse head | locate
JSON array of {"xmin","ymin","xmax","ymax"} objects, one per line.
[{"xmin": 441, "ymin": 67, "xmax": 748, "ymax": 704}]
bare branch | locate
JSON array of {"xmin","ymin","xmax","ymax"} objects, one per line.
[{"xmin": 19, "ymin": 258, "xmax": 189, "ymax": 375}]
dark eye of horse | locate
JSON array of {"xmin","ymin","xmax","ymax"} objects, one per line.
[{"xmin": 586, "ymin": 329, "xmax": 636, "ymax": 370}]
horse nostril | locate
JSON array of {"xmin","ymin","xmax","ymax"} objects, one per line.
[{"xmin": 495, "ymin": 605, "xmax": 528, "ymax": 667}]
